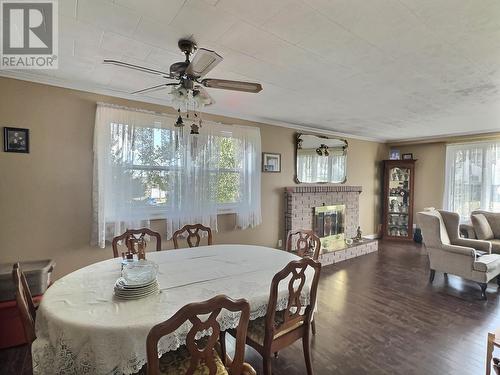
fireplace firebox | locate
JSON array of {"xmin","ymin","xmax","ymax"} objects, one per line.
[{"xmin": 313, "ymin": 205, "xmax": 345, "ymax": 250}]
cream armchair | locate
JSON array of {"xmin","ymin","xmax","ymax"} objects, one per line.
[{"xmin": 417, "ymin": 209, "xmax": 500, "ymax": 300}]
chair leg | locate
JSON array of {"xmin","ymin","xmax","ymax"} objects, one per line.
[
  {"xmin": 479, "ymin": 283, "xmax": 488, "ymax": 300},
  {"xmin": 311, "ymin": 319, "xmax": 316, "ymax": 335},
  {"xmin": 263, "ymin": 354, "xmax": 272, "ymax": 375},
  {"xmin": 429, "ymin": 269, "xmax": 435, "ymax": 283},
  {"xmin": 303, "ymin": 328, "xmax": 313, "ymax": 375},
  {"xmin": 487, "ymin": 332, "xmax": 495, "ymax": 375}
]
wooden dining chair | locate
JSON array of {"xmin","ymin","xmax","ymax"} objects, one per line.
[
  {"xmin": 12, "ymin": 263, "xmax": 36, "ymax": 344},
  {"xmin": 285, "ymin": 229, "xmax": 320, "ymax": 335},
  {"xmin": 172, "ymin": 224, "xmax": 213, "ymax": 249},
  {"xmin": 225, "ymin": 258, "xmax": 321, "ymax": 375},
  {"xmin": 286, "ymin": 229, "xmax": 321, "ymax": 261},
  {"xmin": 145, "ymin": 295, "xmax": 255, "ymax": 375},
  {"xmin": 112, "ymin": 228, "xmax": 162, "ymax": 258}
]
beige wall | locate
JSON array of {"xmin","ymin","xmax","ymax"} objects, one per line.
[{"xmin": 0, "ymin": 77, "xmax": 386, "ymax": 278}]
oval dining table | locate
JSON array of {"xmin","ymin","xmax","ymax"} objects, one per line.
[{"xmin": 31, "ymin": 244, "xmax": 313, "ymax": 375}]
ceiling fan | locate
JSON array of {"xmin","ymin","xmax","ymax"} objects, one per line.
[{"xmin": 103, "ymin": 39, "xmax": 263, "ymax": 106}]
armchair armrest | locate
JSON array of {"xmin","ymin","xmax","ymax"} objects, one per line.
[
  {"xmin": 453, "ymin": 238, "xmax": 492, "ymax": 253},
  {"xmin": 459, "ymin": 223, "xmax": 475, "ymax": 239},
  {"xmin": 441, "ymin": 243, "xmax": 476, "ymax": 257}
]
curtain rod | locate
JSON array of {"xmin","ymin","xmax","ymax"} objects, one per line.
[
  {"xmin": 96, "ymin": 102, "xmax": 257, "ymax": 131},
  {"xmin": 447, "ymin": 138, "xmax": 500, "ymax": 147},
  {"xmin": 97, "ymin": 102, "xmax": 174, "ymax": 118}
]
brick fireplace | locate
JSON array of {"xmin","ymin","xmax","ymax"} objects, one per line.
[{"xmin": 285, "ymin": 185, "xmax": 378, "ymax": 265}]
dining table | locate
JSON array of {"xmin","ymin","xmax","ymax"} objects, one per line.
[{"xmin": 31, "ymin": 244, "xmax": 313, "ymax": 375}]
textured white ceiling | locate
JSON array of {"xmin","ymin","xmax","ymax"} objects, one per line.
[{"xmin": 2, "ymin": 0, "xmax": 500, "ymax": 141}]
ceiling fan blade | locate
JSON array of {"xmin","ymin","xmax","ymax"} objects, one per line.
[
  {"xmin": 201, "ymin": 78, "xmax": 262, "ymax": 93},
  {"xmin": 103, "ymin": 59, "xmax": 174, "ymax": 79},
  {"xmin": 193, "ymin": 85, "xmax": 215, "ymax": 106},
  {"xmin": 132, "ymin": 83, "xmax": 178, "ymax": 95},
  {"xmin": 185, "ymin": 48, "xmax": 223, "ymax": 78}
]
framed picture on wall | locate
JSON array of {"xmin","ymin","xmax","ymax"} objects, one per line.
[
  {"xmin": 262, "ymin": 152, "xmax": 281, "ymax": 172},
  {"xmin": 4, "ymin": 127, "xmax": 29, "ymax": 153}
]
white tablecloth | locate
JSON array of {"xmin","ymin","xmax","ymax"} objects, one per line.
[{"xmin": 32, "ymin": 245, "xmax": 312, "ymax": 375}]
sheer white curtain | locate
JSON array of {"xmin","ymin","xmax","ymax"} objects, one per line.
[
  {"xmin": 230, "ymin": 125, "xmax": 262, "ymax": 229},
  {"xmin": 92, "ymin": 104, "xmax": 261, "ymax": 248},
  {"xmin": 444, "ymin": 141, "xmax": 500, "ymax": 221}
]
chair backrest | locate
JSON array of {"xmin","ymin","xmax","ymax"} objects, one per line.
[
  {"xmin": 146, "ymin": 295, "xmax": 250, "ymax": 375},
  {"xmin": 111, "ymin": 228, "xmax": 162, "ymax": 258},
  {"xmin": 172, "ymin": 224, "xmax": 213, "ymax": 249},
  {"xmin": 416, "ymin": 209, "xmax": 451, "ymax": 248},
  {"xmin": 286, "ymin": 229, "xmax": 321, "ymax": 260},
  {"xmin": 438, "ymin": 210, "xmax": 461, "ymax": 242},
  {"xmin": 264, "ymin": 258, "xmax": 321, "ymax": 343},
  {"xmin": 12, "ymin": 263, "xmax": 36, "ymax": 344}
]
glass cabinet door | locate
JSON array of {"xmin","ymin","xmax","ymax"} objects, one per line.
[{"xmin": 386, "ymin": 166, "xmax": 411, "ymax": 238}]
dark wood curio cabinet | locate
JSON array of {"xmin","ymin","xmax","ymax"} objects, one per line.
[{"xmin": 382, "ymin": 159, "xmax": 416, "ymax": 241}]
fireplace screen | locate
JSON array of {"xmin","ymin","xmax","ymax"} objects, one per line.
[{"xmin": 314, "ymin": 205, "xmax": 346, "ymax": 250}]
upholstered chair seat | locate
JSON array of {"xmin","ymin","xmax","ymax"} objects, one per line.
[
  {"xmin": 138, "ymin": 344, "xmax": 227, "ymax": 375},
  {"xmin": 417, "ymin": 209, "xmax": 500, "ymax": 299},
  {"xmin": 246, "ymin": 311, "xmax": 304, "ymax": 345}
]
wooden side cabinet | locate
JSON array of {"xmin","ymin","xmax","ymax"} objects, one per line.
[{"xmin": 382, "ymin": 159, "xmax": 416, "ymax": 241}]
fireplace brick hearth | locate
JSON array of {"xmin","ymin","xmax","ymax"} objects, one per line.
[{"xmin": 284, "ymin": 185, "xmax": 378, "ymax": 265}]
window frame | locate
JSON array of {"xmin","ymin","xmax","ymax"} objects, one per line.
[{"xmin": 120, "ymin": 158, "xmax": 244, "ymax": 216}]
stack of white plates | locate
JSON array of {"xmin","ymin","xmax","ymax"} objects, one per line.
[
  {"xmin": 114, "ymin": 277, "xmax": 159, "ymax": 300},
  {"xmin": 114, "ymin": 260, "xmax": 160, "ymax": 300}
]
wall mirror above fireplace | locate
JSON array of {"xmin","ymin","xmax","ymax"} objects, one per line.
[{"xmin": 295, "ymin": 133, "xmax": 348, "ymax": 184}]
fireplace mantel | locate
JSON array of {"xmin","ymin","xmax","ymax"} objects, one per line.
[{"xmin": 285, "ymin": 185, "xmax": 362, "ymax": 194}]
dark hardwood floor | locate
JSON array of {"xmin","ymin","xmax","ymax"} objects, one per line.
[{"xmin": 2, "ymin": 240, "xmax": 499, "ymax": 374}]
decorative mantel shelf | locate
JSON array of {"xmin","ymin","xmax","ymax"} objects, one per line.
[
  {"xmin": 285, "ymin": 185, "xmax": 363, "ymax": 194},
  {"xmin": 284, "ymin": 185, "xmax": 378, "ymax": 266}
]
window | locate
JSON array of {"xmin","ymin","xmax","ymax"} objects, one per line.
[
  {"xmin": 110, "ymin": 125, "xmax": 242, "ymax": 210},
  {"xmin": 444, "ymin": 141, "xmax": 500, "ymax": 220},
  {"xmin": 93, "ymin": 104, "xmax": 261, "ymax": 247}
]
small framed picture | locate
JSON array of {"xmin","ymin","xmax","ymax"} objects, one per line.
[
  {"xmin": 4, "ymin": 127, "xmax": 29, "ymax": 153},
  {"xmin": 389, "ymin": 149, "xmax": 400, "ymax": 160},
  {"xmin": 402, "ymin": 153, "xmax": 414, "ymax": 160},
  {"xmin": 262, "ymin": 152, "xmax": 281, "ymax": 173}
]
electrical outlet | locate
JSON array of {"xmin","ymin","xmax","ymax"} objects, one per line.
[{"xmin": 277, "ymin": 239, "xmax": 283, "ymax": 248}]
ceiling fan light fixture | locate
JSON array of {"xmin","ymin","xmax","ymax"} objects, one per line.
[
  {"xmin": 175, "ymin": 115, "xmax": 184, "ymax": 127},
  {"xmin": 104, "ymin": 39, "xmax": 262, "ymax": 106},
  {"xmin": 190, "ymin": 124, "xmax": 200, "ymax": 135}
]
